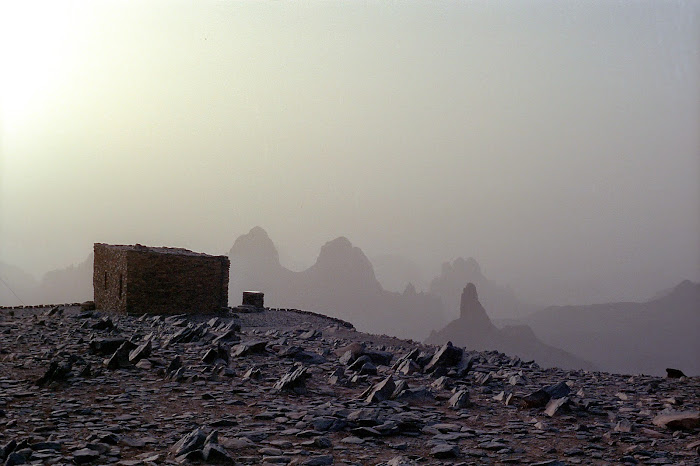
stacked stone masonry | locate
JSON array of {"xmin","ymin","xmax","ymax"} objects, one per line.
[{"xmin": 93, "ymin": 243, "xmax": 229, "ymax": 315}]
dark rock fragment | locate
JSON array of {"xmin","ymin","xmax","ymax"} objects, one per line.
[
  {"xmin": 46, "ymin": 306, "xmax": 63, "ymax": 316},
  {"xmin": 363, "ymin": 350, "xmax": 393, "ymax": 366},
  {"xmin": 391, "ymin": 348, "xmax": 420, "ymax": 370},
  {"xmin": 393, "ymin": 387, "xmax": 435, "ymax": 405},
  {"xmin": 652, "ymin": 410, "xmax": 700, "ymax": 430},
  {"xmin": 91, "ymin": 317, "xmax": 114, "ymax": 331},
  {"xmin": 166, "ymin": 355, "xmax": 182, "ymax": 374},
  {"xmin": 128, "ymin": 338, "xmax": 152, "ymax": 364},
  {"xmin": 521, "ymin": 389, "xmax": 551, "ymax": 408},
  {"xmin": 202, "ymin": 443, "xmax": 234, "ymax": 463},
  {"xmin": 72, "ymin": 448, "xmax": 100, "ymax": 464},
  {"xmin": 365, "ymin": 375, "xmax": 396, "ymax": 403},
  {"xmin": 36, "ymin": 358, "xmax": 74, "ymax": 386},
  {"xmin": 328, "ymin": 368, "xmax": 345, "ymax": 385},
  {"xmin": 424, "ymin": 342, "xmax": 463, "ymax": 373},
  {"xmin": 544, "ymin": 397, "xmax": 570, "ymax": 417},
  {"xmin": 521, "ymin": 381, "xmax": 571, "ymax": 408},
  {"xmin": 89, "ymin": 338, "xmax": 126, "ymax": 356},
  {"xmin": 301, "ymin": 455, "xmax": 333, "ymax": 466},
  {"xmin": 105, "ymin": 341, "xmax": 137, "ymax": 369},
  {"xmin": 213, "ymin": 330, "xmax": 239, "ymax": 345},
  {"xmin": 359, "ymin": 362, "xmax": 377, "ymax": 375},
  {"xmin": 448, "ymin": 389, "xmax": 471, "ymax": 409},
  {"xmin": 278, "ymin": 346, "xmax": 326, "ymax": 364},
  {"xmin": 243, "ymin": 367, "xmax": 262, "ymax": 380},
  {"xmin": 202, "ymin": 344, "xmax": 230, "ymax": 365},
  {"xmin": 544, "ymin": 381, "xmax": 571, "ymax": 399},
  {"xmin": 274, "ymin": 365, "xmax": 311, "ymax": 393},
  {"xmin": 4, "ymin": 452, "xmax": 27, "ymax": 466},
  {"xmin": 231, "ymin": 340, "xmax": 268, "ymax": 357},
  {"xmin": 209, "ymin": 418, "xmax": 238, "ymax": 427},
  {"xmin": 666, "ymin": 368, "xmax": 686, "ymax": 378},
  {"xmin": 29, "ymin": 441, "xmax": 61, "ymax": 451},
  {"xmin": 431, "ymin": 444, "xmax": 460, "ymax": 459},
  {"xmin": 336, "ymin": 342, "xmax": 365, "ymax": 365},
  {"xmin": 347, "ymin": 355, "xmax": 372, "ymax": 372},
  {"xmin": 172, "ymin": 428, "xmax": 207, "ymax": 457},
  {"xmin": 455, "ymin": 353, "xmax": 475, "ymax": 377},
  {"xmin": 80, "ymin": 301, "xmax": 96, "ymax": 311},
  {"xmin": 396, "ymin": 359, "xmax": 420, "ymax": 375},
  {"xmin": 299, "ymin": 329, "xmax": 321, "ymax": 340}
]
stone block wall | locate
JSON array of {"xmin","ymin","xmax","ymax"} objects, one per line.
[
  {"xmin": 94, "ymin": 244, "xmax": 129, "ymax": 314},
  {"xmin": 242, "ymin": 291, "xmax": 264, "ymax": 308},
  {"xmin": 93, "ymin": 243, "xmax": 229, "ymax": 315}
]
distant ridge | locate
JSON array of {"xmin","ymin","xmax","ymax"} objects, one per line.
[
  {"xmin": 426, "ymin": 282, "xmax": 594, "ymax": 370},
  {"xmin": 0, "ymin": 257, "xmax": 92, "ymax": 306},
  {"xmin": 228, "ymin": 227, "xmax": 445, "ymax": 339},
  {"xmin": 524, "ymin": 280, "xmax": 700, "ymax": 375}
]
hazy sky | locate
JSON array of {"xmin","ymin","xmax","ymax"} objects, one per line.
[{"xmin": 1, "ymin": 1, "xmax": 698, "ymax": 305}]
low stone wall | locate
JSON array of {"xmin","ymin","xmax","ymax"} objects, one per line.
[
  {"xmin": 125, "ymin": 249, "xmax": 229, "ymax": 315},
  {"xmin": 265, "ymin": 307, "xmax": 355, "ymax": 329},
  {"xmin": 93, "ymin": 243, "xmax": 229, "ymax": 315}
]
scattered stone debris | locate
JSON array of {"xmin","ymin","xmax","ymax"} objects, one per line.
[{"xmin": 0, "ymin": 305, "xmax": 697, "ymax": 465}]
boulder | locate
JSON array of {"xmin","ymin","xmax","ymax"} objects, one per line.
[
  {"xmin": 666, "ymin": 368, "xmax": 686, "ymax": 378},
  {"xmin": 365, "ymin": 376, "xmax": 396, "ymax": 403},
  {"xmin": 231, "ymin": 340, "xmax": 268, "ymax": 357},
  {"xmin": 652, "ymin": 411, "xmax": 700, "ymax": 430},
  {"xmin": 105, "ymin": 341, "xmax": 137, "ymax": 370},
  {"xmin": 128, "ymin": 338, "xmax": 152, "ymax": 364},
  {"xmin": 448, "ymin": 390, "xmax": 471, "ymax": 409},
  {"xmin": 424, "ymin": 342, "xmax": 463, "ymax": 373},
  {"xmin": 273, "ymin": 365, "xmax": 311, "ymax": 394},
  {"xmin": 171, "ymin": 428, "xmax": 207, "ymax": 457},
  {"xmin": 36, "ymin": 359, "xmax": 73, "ymax": 386}
]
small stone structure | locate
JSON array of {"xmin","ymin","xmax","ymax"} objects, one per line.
[
  {"xmin": 242, "ymin": 291, "xmax": 264, "ymax": 309},
  {"xmin": 93, "ymin": 243, "xmax": 229, "ymax": 315},
  {"xmin": 233, "ymin": 291, "xmax": 265, "ymax": 313}
]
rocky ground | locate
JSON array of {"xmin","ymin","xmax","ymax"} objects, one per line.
[{"xmin": 0, "ymin": 305, "xmax": 698, "ymax": 465}]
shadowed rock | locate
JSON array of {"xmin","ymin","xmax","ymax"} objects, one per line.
[
  {"xmin": 365, "ymin": 375, "xmax": 396, "ymax": 403},
  {"xmin": 273, "ymin": 365, "xmax": 311, "ymax": 393},
  {"xmin": 652, "ymin": 411, "xmax": 700, "ymax": 430},
  {"xmin": 424, "ymin": 341, "xmax": 463, "ymax": 373}
]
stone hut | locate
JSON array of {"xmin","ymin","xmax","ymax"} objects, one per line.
[
  {"xmin": 242, "ymin": 291, "xmax": 264, "ymax": 309},
  {"xmin": 93, "ymin": 243, "xmax": 230, "ymax": 315}
]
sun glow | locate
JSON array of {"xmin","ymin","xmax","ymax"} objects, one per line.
[{"xmin": 0, "ymin": 2, "xmax": 81, "ymax": 134}]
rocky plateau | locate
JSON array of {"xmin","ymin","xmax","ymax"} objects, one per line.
[{"xmin": 0, "ymin": 305, "xmax": 698, "ymax": 465}]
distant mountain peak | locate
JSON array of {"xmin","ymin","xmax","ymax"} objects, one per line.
[
  {"xmin": 311, "ymin": 236, "xmax": 381, "ymax": 291},
  {"xmin": 322, "ymin": 236, "xmax": 353, "ymax": 252},
  {"xmin": 229, "ymin": 226, "xmax": 280, "ymax": 266},
  {"xmin": 316, "ymin": 237, "xmax": 370, "ymax": 269},
  {"xmin": 648, "ymin": 279, "xmax": 700, "ymax": 306},
  {"xmin": 248, "ymin": 226, "xmax": 269, "ymax": 237},
  {"xmin": 456, "ymin": 257, "xmax": 482, "ymax": 276},
  {"xmin": 441, "ymin": 257, "xmax": 482, "ymax": 278}
]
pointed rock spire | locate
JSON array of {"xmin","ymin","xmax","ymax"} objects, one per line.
[{"xmin": 459, "ymin": 282, "xmax": 495, "ymax": 331}]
